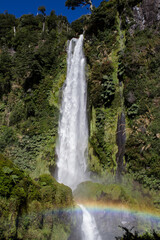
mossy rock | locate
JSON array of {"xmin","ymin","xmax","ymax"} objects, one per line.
[
  {"xmin": 74, "ymin": 181, "xmax": 133, "ymax": 204},
  {"xmin": 74, "ymin": 181, "xmax": 157, "ymax": 212},
  {"xmin": 0, "ymin": 155, "xmax": 74, "ymax": 239}
]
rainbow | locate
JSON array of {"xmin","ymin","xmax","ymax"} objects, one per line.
[
  {"xmin": 21, "ymin": 201, "xmax": 160, "ymax": 229},
  {"xmin": 40, "ymin": 201, "xmax": 160, "ymax": 221},
  {"xmin": 56, "ymin": 201, "xmax": 160, "ymax": 223},
  {"xmin": 74, "ymin": 201, "xmax": 160, "ymax": 220}
]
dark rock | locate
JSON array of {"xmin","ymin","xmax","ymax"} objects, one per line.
[
  {"xmin": 129, "ymin": 0, "xmax": 160, "ymax": 33},
  {"xmin": 142, "ymin": 0, "xmax": 160, "ymax": 25},
  {"xmin": 132, "ymin": 6, "xmax": 145, "ymax": 31},
  {"xmin": 127, "ymin": 91, "xmax": 136, "ymax": 104}
]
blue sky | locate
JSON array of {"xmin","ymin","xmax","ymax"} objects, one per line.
[{"xmin": 0, "ymin": 0, "xmax": 102, "ymax": 23}]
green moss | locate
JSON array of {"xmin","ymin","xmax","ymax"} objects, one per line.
[
  {"xmin": 0, "ymin": 155, "xmax": 74, "ymax": 239},
  {"xmin": 86, "ymin": 12, "xmax": 126, "ymax": 176},
  {"xmin": 89, "ymin": 107, "xmax": 118, "ymax": 173},
  {"xmin": 38, "ymin": 174, "xmax": 73, "ymax": 207},
  {"xmin": 74, "ymin": 181, "xmax": 139, "ymax": 207},
  {"xmin": 90, "ymin": 105, "xmax": 96, "ymax": 137},
  {"xmin": 51, "ymin": 223, "xmax": 71, "ymax": 240},
  {"xmin": 31, "ymin": 134, "xmax": 57, "ymax": 178},
  {"xmin": 74, "ymin": 179, "xmax": 159, "ymax": 212},
  {"xmin": 48, "ymin": 71, "xmax": 66, "ymax": 109},
  {"xmin": 88, "ymin": 143, "xmax": 102, "ymax": 174}
]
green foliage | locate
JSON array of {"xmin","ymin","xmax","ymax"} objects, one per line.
[
  {"xmin": 0, "ymin": 9, "xmax": 68, "ymax": 174},
  {"xmin": 121, "ymin": 28, "xmax": 160, "ymax": 186},
  {"xmin": 13, "ymin": 46, "xmax": 42, "ymax": 87},
  {"xmin": 65, "ymin": 0, "xmax": 93, "ymax": 10},
  {"xmin": 0, "ymin": 154, "xmax": 28, "ymax": 198},
  {"xmin": 46, "ymin": 10, "xmax": 57, "ymax": 32},
  {"xmin": 38, "ymin": 6, "xmax": 46, "ymax": 15},
  {"xmin": 116, "ymin": 227, "xmax": 160, "ymax": 240},
  {"xmin": 9, "ymin": 100, "xmax": 26, "ymax": 125},
  {"xmin": 19, "ymin": 14, "xmax": 39, "ymax": 30},
  {"xmin": 13, "ymin": 25, "xmax": 39, "ymax": 50},
  {"xmin": 90, "ymin": 108, "xmax": 108, "ymax": 169},
  {"xmin": 127, "ymin": 103, "xmax": 139, "ymax": 117},
  {"xmin": 88, "ymin": 61, "xmax": 115, "ymax": 108},
  {"xmin": 0, "ymin": 126, "xmax": 16, "ymax": 152},
  {"xmin": 0, "ymin": 13, "xmax": 16, "ymax": 47},
  {"xmin": 38, "ymin": 174, "xmax": 73, "ymax": 207},
  {"xmin": 74, "ymin": 180, "xmax": 156, "ymax": 209},
  {"xmin": 0, "ymin": 50, "xmax": 13, "ymax": 97},
  {"xmin": 0, "ymin": 54, "xmax": 65, "ymax": 172},
  {"xmin": 129, "ymin": 169, "xmax": 160, "ymax": 191},
  {"xmin": 71, "ymin": 15, "xmax": 87, "ymax": 35},
  {"xmin": 115, "ymin": 0, "xmax": 142, "ymax": 14},
  {"xmin": 84, "ymin": 7, "xmax": 127, "ymax": 177},
  {"xmin": 101, "ymin": 75, "xmax": 116, "ymax": 106},
  {"xmin": 83, "ymin": 0, "xmax": 160, "ymax": 190},
  {"xmin": 0, "ymin": 154, "xmax": 74, "ymax": 239},
  {"xmin": 85, "ymin": 0, "xmax": 117, "ymax": 36}
]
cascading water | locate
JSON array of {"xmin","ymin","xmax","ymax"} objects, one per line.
[
  {"xmin": 79, "ymin": 205, "xmax": 102, "ymax": 240},
  {"xmin": 56, "ymin": 35, "xmax": 101, "ymax": 240},
  {"xmin": 56, "ymin": 35, "xmax": 88, "ymax": 190}
]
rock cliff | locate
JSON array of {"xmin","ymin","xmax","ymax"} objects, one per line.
[{"xmin": 131, "ymin": 0, "xmax": 160, "ymax": 31}]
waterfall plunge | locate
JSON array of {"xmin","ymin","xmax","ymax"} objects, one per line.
[
  {"xmin": 56, "ymin": 35, "xmax": 88, "ymax": 190},
  {"xmin": 56, "ymin": 34, "xmax": 101, "ymax": 240},
  {"xmin": 79, "ymin": 204, "xmax": 102, "ymax": 240}
]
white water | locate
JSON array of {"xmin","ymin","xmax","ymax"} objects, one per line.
[
  {"xmin": 56, "ymin": 34, "xmax": 101, "ymax": 240},
  {"xmin": 79, "ymin": 204, "xmax": 102, "ymax": 240},
  {"xmin": 56, "ymin": 34, "xmax": 88, "ymax": 190}
]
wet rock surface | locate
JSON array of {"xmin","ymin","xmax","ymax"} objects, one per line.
[
  {"xmin": 130, "ymin": 0, "xmax": 160, "ymax": 32},
  {"xmin": 94, "ymin": 211, "xmax": 159, "ymax": 240}
]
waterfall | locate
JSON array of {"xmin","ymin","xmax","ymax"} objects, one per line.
[
  {"xmin": 79, "ymin": 205, "xmax": 102, "ymax": 240},
  {"xmin": 56, "ymin": 35, "xmax": 101, "ymax": 240},
  {"xmin": 56, "ymin": 34, "xmax": 88, "ymax": 190}
]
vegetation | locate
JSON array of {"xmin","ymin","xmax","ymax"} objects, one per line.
[
  {"xmin": 122, "ymin": 28, "xmax": 160, "ymax": 189},
  {"xmin": 0, "ymin": 0, "xmax": 160, "ymax": 238},
  {"xmin": 65, "ymin": 0, "xmax": 94, "ymax": 11},
  {"xmin": 0, "ymin": 9, "xmax": 69, "ymax": 175},
  {"xmin": 78, "ymin": 0, "xmax": 160, "ymax": 191},
  {"xmin": 0, "ymin": 10, "xmax": 75, "ymax": 238},
  {"xmin": 74, "ymin": 180, "xmax": 160, "ymax": 211},
  {"xmin": 116, "ymin": 228, "xmax": 160, "ymax": 240},
  {"xmin": 83, "ymin": 1, "xmax": 125, "ymax": 175},
  {"xmin": 0, "ymin": 154, "xmax": 74, "ymax": 239},
  {"xmin": 0, "ymin": 0, "xmax": 159, "ymax": 193}
]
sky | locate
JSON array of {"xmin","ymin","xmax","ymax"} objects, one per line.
[{"xmin": 0, "ymin": 0, "xmax": 102, "ymax": 23}]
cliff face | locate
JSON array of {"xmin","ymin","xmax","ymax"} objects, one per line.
[
  {"xmin": 0, "ymin": 0, "xmax": 160, "ymax": 203},
  {"xmin": 131, "ymin": 0, "xmax": 160, "ymax": 31},
  {"xmin": 142, "ymin": 0, "xmax": 160, "ymax": 23},
  {"xmin": 80, "ymin": 0, "xmax": 160, "ymax": 190}
]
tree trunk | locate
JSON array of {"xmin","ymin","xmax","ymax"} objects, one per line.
[
  {"xmin": 42, "ymin": 22, "xmax": 45, "ymax": 32},
  {"xmin": 13, "ymin": 26, "xmax": 16, "ymax": 36},
  {"xmin": 88, "ymin": 0, "xmax": 93, "ymax": 11}
]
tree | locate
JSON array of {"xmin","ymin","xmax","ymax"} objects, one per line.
[
  {"xmin": 46, "ymin": 10, "xmax": 57, "ymax": 32},
  {"xmin": 38, "ymin": 6, "xmax": 46, "ymax": 15},
  {"xmin": 0, "ymin": 50, "xmax": 13, "ymax": 96},
  {"xmin": 0, "ymin": 13, "xmax": 16, "ymax": 46},
  {"xmin": 38, "ymin": 6, "xmax": 46, "ymax": 32},
  {"xmin": 65, "ymin": 0, "xmax": 94, "ymax": 11}
]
